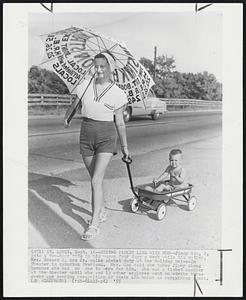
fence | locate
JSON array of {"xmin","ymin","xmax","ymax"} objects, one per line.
[
  {"xmin": 159, "ymin": 98, "xmax": 222, "ymax": 107},
  {"xmin": 158, "ymin": 97, "xmax": 222, "ymax": 111},
  {"xmin": 28, "ymin": 94, "xmax": 222, "ymax": 106},
  {"xmin": 28, "ymin": 93, "xmax": 77, "ymax": 106},
  {"xmin": 28, "ymin": 94, "xmax": 222, "ymax": 115}
]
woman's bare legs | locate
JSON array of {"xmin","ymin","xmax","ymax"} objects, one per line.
[
  {"xmin": 82, "ymin": 155, "xmax": 96, "ymax": 178},
  {"xmin": 82, "ymin": 154, "xmax": 96, "ymax": 220},
  {"xmin": 82, "ymin": 154, "xmax": 110, "ymax": 220},
  {"xmin": 82, "ymin": 152, "xmax": 113, "ymax": 238}
]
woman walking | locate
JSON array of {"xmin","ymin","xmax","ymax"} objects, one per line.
[{"xmin": 64, "ymin": 52, "xmax": 130, "ymax": 241}]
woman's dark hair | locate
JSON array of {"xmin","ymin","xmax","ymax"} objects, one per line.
[
  {"xmin": 94, "ymin": 53, "xmax": 107, "ymax": 60},
  {"xmin": 94, "ymin": 51, "xmax": 116, "ymax": 62}
]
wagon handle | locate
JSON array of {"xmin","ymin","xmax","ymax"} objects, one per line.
[{"xmin": 122, "ymin": 156, "xmax": 138, "ymax": 198}]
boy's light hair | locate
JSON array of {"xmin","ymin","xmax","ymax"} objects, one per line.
[{"xmin": 169, "ymin": 149, "xmax": 182, "ymax": 157}]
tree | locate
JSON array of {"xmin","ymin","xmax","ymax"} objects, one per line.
[
  {"xmin": 28, "ymin": 57, "xmax": 222, "ymax": 101},
  {"xmin": 140, "ymin": 55, "xmax": 176, "ymax": 97},
  {"xmin": 155, "ymin": 55, "xmax": 176, "ymax": 79},
  {"xmin": 153, "ymin": 70, "xmax": 222, "ymax": 100},
  {"xmin": 140, "ymin": 55, "xmax": 176, "ymax": 80},
  {"xmin": 139, "ymin": 57, "xmax": 155, "ymax": 78},
  {"xmin": 28, "ymin": 66, "xmax": 69, "ymax": 94}
]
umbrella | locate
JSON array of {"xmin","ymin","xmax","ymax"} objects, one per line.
[{"xmin": 40, "ymin": 26, "xmax": 155, "ymax": 108}]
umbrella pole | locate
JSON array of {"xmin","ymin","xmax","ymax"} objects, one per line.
[{"xmin": 65, "ymin": 74, "xmax": 95, "ymax": 124}]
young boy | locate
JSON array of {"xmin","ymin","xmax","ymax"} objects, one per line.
[{"xmin": 145, "ymin": 149, "xmax": 187, "ymax": 192}]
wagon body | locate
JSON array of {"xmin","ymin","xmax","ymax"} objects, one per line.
[{"xmin": 136, "ymin": 183, "xmax": 193, "ymax": 201}]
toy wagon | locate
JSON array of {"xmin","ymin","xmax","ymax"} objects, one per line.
[{"xmin": 122, "ymin": 157, "xmax": 197, "ymax": 220}]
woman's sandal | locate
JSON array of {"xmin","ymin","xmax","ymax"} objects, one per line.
[
  {"xmin": 81, "ymin": 225, "xmax": 99, "ymax": 241},
  {"xmin": 87, "ymin": 211, "xmax": 107, "ymax": 225}
]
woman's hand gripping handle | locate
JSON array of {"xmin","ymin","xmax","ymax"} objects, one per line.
[{"xmin": 122, "ymin": 154, "xmax": 132, "ymax": 164}]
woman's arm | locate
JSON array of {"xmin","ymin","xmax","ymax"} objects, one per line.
[{"xmin": 114, "ymin": 104, "xmax": 130, "ymax": 157}]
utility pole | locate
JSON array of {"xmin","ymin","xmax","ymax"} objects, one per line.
[{"xmin": 153, "ymin": 46, "xmax": 157, "ymax": 83}]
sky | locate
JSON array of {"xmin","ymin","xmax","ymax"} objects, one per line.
[{"xmin": 28, "ymin": 11, "xmax": 222, "ymax": 82}]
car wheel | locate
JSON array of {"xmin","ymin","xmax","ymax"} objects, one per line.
[
  {"xmin": 123, "ymin": 107, "xmax": 131, "ymax": 122},
  {"xmin": 151, "ymin": 112, "xmax": 160, "ymax": 120}
]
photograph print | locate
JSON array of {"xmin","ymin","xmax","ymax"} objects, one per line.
[{"xmin": 28, "ymin": 9, "xmax": 223, "ymax": 249}]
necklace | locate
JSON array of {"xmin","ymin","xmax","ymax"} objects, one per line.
[{"xmin": 93, "ymin": 79, "xmax": 114, "ymax": 102}]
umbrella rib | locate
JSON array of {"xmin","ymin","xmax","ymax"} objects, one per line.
[
  {"xmin": 70, "ymin": 65, "xmax": 95, "ymax": 94},
  {"xmin": 71, "ymin": 48, "xmax": 99, "ymax": 54},
  {"xmin": 107, "ymin": 49, "xmax": 135, "ymax": 59},
  {"xmin": 107, "ymin": 43, "xmax": 125, "ymax": 57},
  {"xmin": 40, "ymin": 38, "xmax": 107, "ymax": 66},
  {"xmin": 112, "ymin": 54, "xmax": 139, "ymax": 77},
  {"xmin": 84, "ymin": 39, "xmax": 109, "ymax": 54},
  {"xmin": 114, "ymin": 57, "xmax": 148, "ymax": 108},
  {"xmin": 95, "ymin": 36, "xmax": 102, "ymax": 52},
  {"xmin": 74, "ymin": 38, "xmax": 106, "ymax": 51},
  {"xmin": 98, "ymin": 36, "xmax": 108, "ymax": 52},
  {"xmin": 40, "ymin": 49, "xmax": 137, "ymax": 77},
  {"xmin": 116, "ymin": 60, "xmax": 128, "ymax": 71},
  {"xmin": 107, "ymin": 43, "xmax": 119, "ymax": 52},
  {"xmin": 116, "ymin": 58, "xmax": 139, "ymax": 76},
  {"xmin": 42, "ymin": 36, "xmax": 105, "ymax": 59},
  {"xmin": 112, "ymin": 57, "xmax": 129, "ymax": 62},
  {"xmin": 65, "ymin": 29, "xmax": 107, "ymax": 51},
  {"xmin": 40, "ymin": 27, "xmax": 92, "ymax": 39},
  {"xmin": 82, "ymin": 30, "xmax": 109, "ymax": 52},
  {"xmin": 41, "ymin": 27, "xmax": 113, "ymax": 52},
  {"xmin": 84, "ymin": 29, "xmax": 125, "ymax": 49},
  {"xmin": 84, "ymin": 43, "xmax": 102, "ymax": 56}
]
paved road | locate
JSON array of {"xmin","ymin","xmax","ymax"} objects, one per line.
[
  {"xmin": 29, "ymin": 111, "xmax": 221, "ymax": 174},
  {"xmin": 28, "ymin": 111, "xmax": 222, "ymax": 249}
]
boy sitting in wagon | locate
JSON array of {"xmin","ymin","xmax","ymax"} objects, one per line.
[{"xmin": 145, "ymin": 149, "xmax": 188, "ymax": 192}]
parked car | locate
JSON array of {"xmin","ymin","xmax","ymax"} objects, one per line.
[{"xmin": 123, "ymin": 97, "xmax": 167, "ymax": 122}]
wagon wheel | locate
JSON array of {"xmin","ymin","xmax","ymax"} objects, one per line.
[
  {"xmin": 187, "ymin": 196, "xmax": 197, "ymax": 211},
  {"xmin": 163, "ymin": 197, "xmax": 170, "ymax": 204},
  {"xmin": 130, "ymin": 197, "xmax": 139, "ymax": 213},
  {"xmin": 157, "ymin": 203, "xmax": 167, "ymax": 220}
]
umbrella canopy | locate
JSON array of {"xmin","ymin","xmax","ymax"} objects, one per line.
[{"xmin": 40, "ymin": 26, "xmax": 155, "ymax": 107}]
